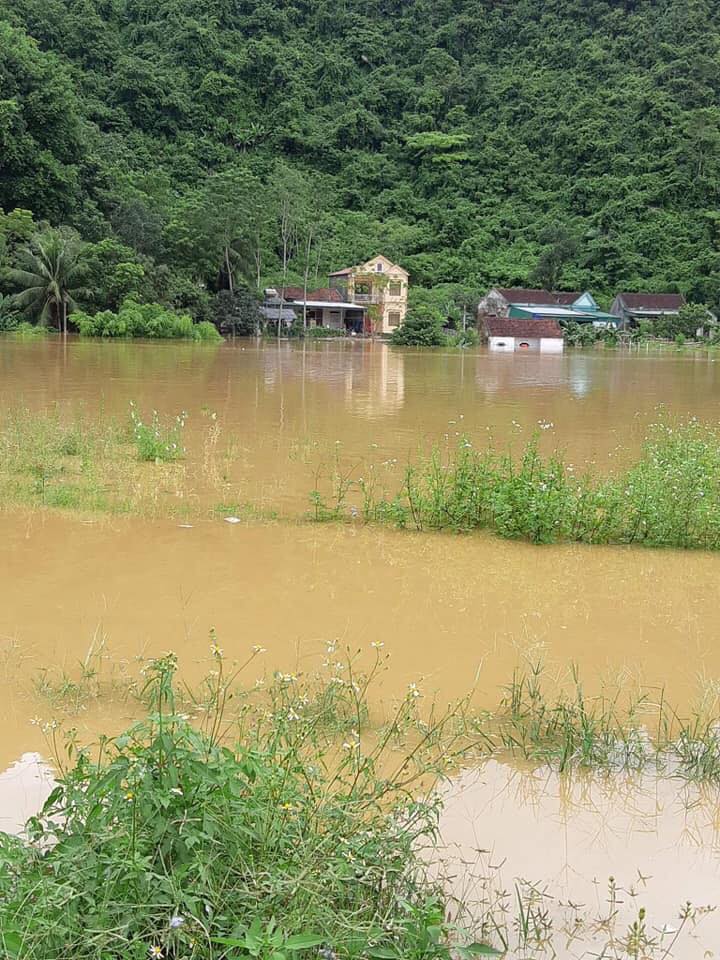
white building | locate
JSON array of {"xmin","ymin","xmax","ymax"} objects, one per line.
[{"xmin": 483, "ymin": 316, "xmax": 564, "ymax": 353}]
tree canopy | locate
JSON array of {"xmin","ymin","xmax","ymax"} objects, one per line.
[{"xmin": 2, "ymin": 0, "xmax": 720, "ymax": 314}]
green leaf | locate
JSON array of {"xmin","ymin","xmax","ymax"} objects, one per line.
[
  {"xmin": 368, "ymin": 949, "xmax": 400, "ymax": 959},
  {"xmin": 456, "ymin": 945, "xmax": 503, "ymax": 958},
  {"xmin": 2, "ymin": 931, "xmax": 22, "ymax": 957},
  {"xmin": 285, "ymin": 935, "xmax": 325, "ymax": 950}
]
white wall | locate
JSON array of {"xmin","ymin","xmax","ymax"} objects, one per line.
[
  {"xmin": 489, "ymin": 336, "xmax": 515, "ymax": 352},
  {"xmin": 489, "ymin": 336, "xmax": 564, "ymax": 353}
]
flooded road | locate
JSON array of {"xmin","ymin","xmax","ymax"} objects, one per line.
[{"xmin": 1, "ymin": 337, "xmax": 720, "ymax": 953}]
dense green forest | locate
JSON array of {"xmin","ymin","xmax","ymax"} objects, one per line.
[{"xmin": 2, "ymin": 0, "xmax": 720, "ymax": 327}]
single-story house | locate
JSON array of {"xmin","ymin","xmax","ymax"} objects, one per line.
[
  {"xmin": 481, "ymin": 316, "xmax": 564, "ymax": 353},
  {"xmin": 477, "ymin": 288, "xmax": 582, "ymax": 317},
  {"xmin": 610, "ymin": 292, "xmax": 686, "ymax": 327},
  {"xmin": 509, "ymin": 292, "xmax": 618, "ymax": 328},
  {"xmin": 261, "ymin": 287, "xmax": 368, "ymax": 332},
  {"xmin": 478, "ymin": 288, "xmax": 617, "ymax": 327}
]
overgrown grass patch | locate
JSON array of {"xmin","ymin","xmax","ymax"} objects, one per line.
[
  {"xmin": 0, "ymin": 652, "xmax": 497, "ymax": 960},
  {"xmin": 310, "ymin": 420, "xmax": 720, "ymax": 551}
]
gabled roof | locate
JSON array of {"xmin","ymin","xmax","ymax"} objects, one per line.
[
  {"xmin": 496, "ymin": 287, "xmax": 582, "ymax": 306},
  {"xmin": 280, "ymin": 286, "xmax": 343, "ymax": 302},
  {"xmin": 617, "ymin": 293, "xmax": 685, "ymax": 311},
  {"xmin": 485, "ymin": 316, "xmax": 563, "ymax": 339},
  {"xmin": 554, "ymin": 292, "xmax": 584, "ymax": 305},
  {"xmin": 329, "ymin": 255, "xmax": 408, "ymax": 278}
]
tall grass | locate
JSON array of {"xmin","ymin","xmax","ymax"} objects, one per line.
[
  {"xmin": 0, "ymin": 653, "xmax": 498, "ymax": 960},
  {"xmin": 311, "ymin": 421, "xmax": 720, "ymax": 551}
]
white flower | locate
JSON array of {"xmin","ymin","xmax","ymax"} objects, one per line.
[{"xmin": 169, "ymin": 915, "xmax": 185, "ymax": 929}]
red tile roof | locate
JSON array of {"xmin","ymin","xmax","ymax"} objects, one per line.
[
  {"xmin": 307, "ymin": 287, "xmax": 343, "ymax": 302},
  {"xmin": 553, "ymin": 291, "xmax": 582, "ymax": 305},
  {"xmin": 618, "ymin": 293, "xmax": 685, "ymax": 311},
  {"xmin": 484, "ymin": 316, "xmax": 563, "ymax": 339},
  {"xmin": 280, "ymin": 286, "xmax": 343, "ymax": 302},
  {"xmin": 497, "ymin": 288, "xmax": 581, "ymax": 305}
]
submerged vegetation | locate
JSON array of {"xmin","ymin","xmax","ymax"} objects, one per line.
[
  {"xmin": 74, "ymin": 302, "xmax": 222, "ymax": 342},
  {"xmin": 1, "ymin": 402, "xmax": 719, "ymax": 555},
  {"xmin": 312, "ymin": 420, "xmax": 720, "ymax": 551},
  {"xmin": 0, "ymin": 653, "xmax": 497, "ymax": 960},
  {"xmin": 4, "ymin": 646, "xmax": 720, "ymax": 958}
]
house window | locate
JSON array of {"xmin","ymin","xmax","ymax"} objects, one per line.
[
  {"xmin": 376, "ymin": 262, "xmax": 383, "ymax": 272},
  {"xmin": 355, "ymin": 282, "xmax": 372, "ymax": 295},
  {"xmin": 387, "ymin": 311, "xmax": 401, "ymax": 327},
  {"xmin": 388, "ymin": 281, "xmax": 402, "ymax": 297}
]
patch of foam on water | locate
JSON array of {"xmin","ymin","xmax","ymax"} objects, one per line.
[
  {"xmin": 435, "ymin": 760, "xmax": 720, "ymax": 959},
  {"xmin": 0, "ymin": 753, "xmax": 55, "ymax": 837}
]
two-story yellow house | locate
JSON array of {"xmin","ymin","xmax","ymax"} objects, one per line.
[{"xmin": 329, "ymin": 255, "xmax": 409, "ymax": 335}]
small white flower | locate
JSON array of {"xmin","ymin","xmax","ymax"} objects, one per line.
[{"xmin": 169, "ymin": 915, "xmax": 185, "ymax": 929}]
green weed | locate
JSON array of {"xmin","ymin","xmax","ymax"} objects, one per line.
[
  {"xmin": 311, "ymin": 420, "xmax": 720, "ymax": 551},
  {"xmin": 0, "ymin": 651, "xmax": 497, "ymax": 960},
  {"xmin": 129, "ymin": 402, "xmax": 187, "ymax": 462}
]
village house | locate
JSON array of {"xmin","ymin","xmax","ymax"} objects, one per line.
[
  {"xmin": 480, "ymin": 316, "xmax": 565, "ymax": 353},
  {"xmin": 610, "ymin": 292, "xmax": 686, "ymax": 327},
  {"xmin": 261, "ymin": 255, "xmax": 409, "ymax": 335},
  {"xmin": 263, "ymin": 285, "xmax": 367, "ymax": 332},
  {"xmin": 329, "ymin": 255, "xmax": 409, "ymax": 334},
  {"xmin": 478, "ymin": 288, "xmax": 617, "ymax": 327}
]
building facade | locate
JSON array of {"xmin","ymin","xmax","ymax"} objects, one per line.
[
  {"xmin": 610, "ymin": 293, "xmax": 686, "ymax": 327},
  {"xmin": 329, "ymin": 255, "xmax": 409, "ymax": 335},
  {"xmin": 481, "ymin": 316, "xmax": 564, "ymax": 353}
]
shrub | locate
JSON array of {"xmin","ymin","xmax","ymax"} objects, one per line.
[
  {"xmin": 213, "ymin": 288, "xmax": 262, "ymax": 336},
  {"xmin": 75, "ymin": 301, "xmax": 222, "ymax": 340},
  {"xmin": 312, "ymin": 421, "xmax": 720, "ymax": 551},
  {"xmin": 390, "ymin": 307, "xmax": 446, "ymax": 346},
  {"xmin": 446, "ymin": 327, "xmax": 479, "ymax": 347},
  {"xmin": 192, "ymin": 319, "xmax": 222, "ymax": 342}
]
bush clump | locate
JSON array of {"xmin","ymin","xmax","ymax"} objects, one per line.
[
  {"xmin": 0, "ymin": 654, "xmax": 493, "ymax": 960},
  {"xmin": 313, "ymin": 421, "xmax": 720, "ymax": 551},
  {"xmin": 74, "ymin": 301, "xmax": 223, "ymax": 341},
  {"xmin": 390, "ymin": 307, "xmax": 446, "ymax": 346}
]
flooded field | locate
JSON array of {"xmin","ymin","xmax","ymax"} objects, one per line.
[{"xmin": 2, "ymin": 337, "xmax": 720, "ymax": 956}]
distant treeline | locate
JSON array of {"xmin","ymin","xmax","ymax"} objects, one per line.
[{"xmin": 2, "ymin": 0, "xmax": 720, "ymax": 329}]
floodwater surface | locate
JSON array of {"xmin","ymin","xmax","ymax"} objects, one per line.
[{"xmin": 1, "ymin": 337, "xmax": 720, "ymax": 950}]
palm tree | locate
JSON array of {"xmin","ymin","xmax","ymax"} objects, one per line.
[{"xmin": 7, "ymin": 229, "xmax": 88, "ymax": 334}]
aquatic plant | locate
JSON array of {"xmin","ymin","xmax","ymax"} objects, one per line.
[
  {"xmin": 0, "ymin": 653, "xmax": 498, "ymax": 960},
  {"xmin": 311, "ymin": 421, "xmax": 720, "ymax": 551}
]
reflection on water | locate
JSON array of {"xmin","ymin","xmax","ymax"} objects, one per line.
[
  {"xmin": 438, "ymin": 761, "xmax": 720, "ymax": 957},
  {"xmin": 2, "ymin": 337, "xmax": 720, "ymax": 930},
  {"xmin": 2, "ymin": 339, "xmax": 720, "ymax": 515},
  {"xmin": 0, "ymin": 753, "xmax": 54, "ymax": 836}
]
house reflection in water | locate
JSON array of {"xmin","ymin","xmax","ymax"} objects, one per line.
[{"xmin": 344, "ymin": 343, "xmax": 405, "ymax": 418}]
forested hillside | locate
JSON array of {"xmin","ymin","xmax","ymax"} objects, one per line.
[{"xmin": 2, "ymin": 0, "xmax": 720, "ymax": 321}]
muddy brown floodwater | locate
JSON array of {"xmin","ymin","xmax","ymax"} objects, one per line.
[{"xmin": 1, "ymin": 337, "xmax": 720, "ymax": 953}]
